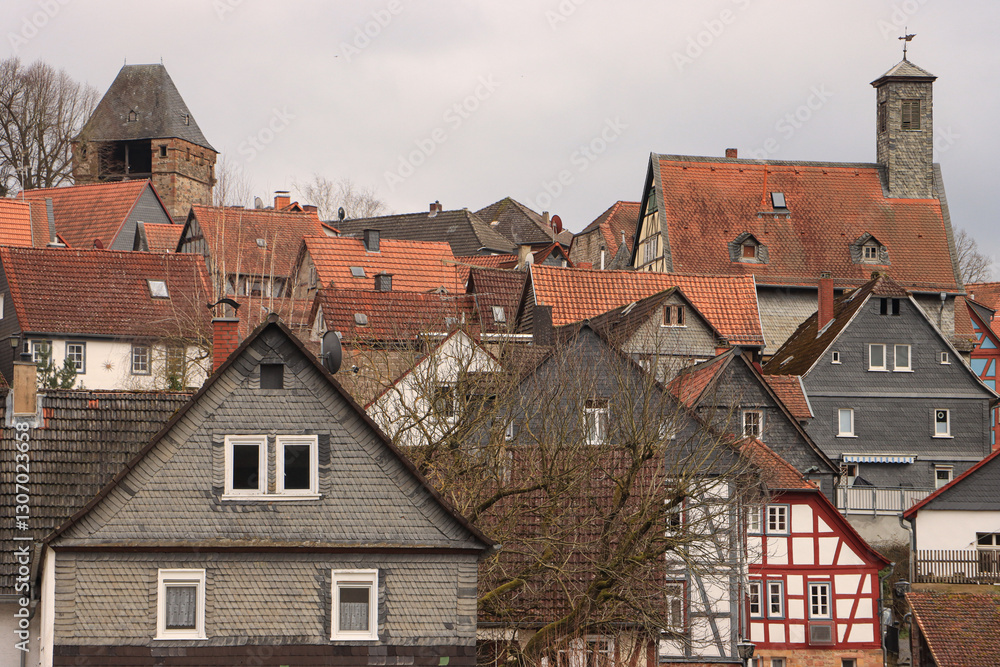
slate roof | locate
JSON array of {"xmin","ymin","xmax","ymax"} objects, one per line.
[
  {"xmin": 77, "ymin": 64, "xmax": 216, "ymax": 151},
  {"xmin": 763, "ymin": 375, "xmax": 813, "ymax": 420},
  {"xmin": 312, "ymin": 289, "xmax": 479, "ymax": 343},
  {"xmin": 1, "ymin": 246, "xmax": 211, "ymax": 337},
  {"xmin": 636, "ymin": 154, "xmax": 961, "ymax": 291},
  {"xmin": 872, "ymin": 58, "xmax": 937, "ymax": 86},
  {"xmin": 577, "ymin": 288, "xmax": 722, "ymax": 345},
  {"xmin": 0, "ymin": 198, "xmax": 34, "ymax": 247},
  {"xmin": 141, "ymin": 222, "xmax": 183, "ymax": 252},
  {"xmin": 906, "ymin": 591, "xmax": 1000, "ymax": 667},
  {"xmin": 19, "ymin": 180, "xmax": 166, "ymax": 250},
  {"xmin": 903, "ymin": 446, "xmax": 1000, "ymax": 518},
  {"xmin": 301, "ymin": 235, "xmax": 462, "ymax": 293},
  {"xmin": 0, "ymin": 388, "xmax": 194, "ymax": 595},
  {"xmin": 466, "ymin": 267, "xmax": 527, "ymax": 333},
  {"xmin": 763, "ymin": 273, "xmax": 909, "ymax": 376},
  {"xmin": 576, "ymin": 200, "xmax": 639, "ymax": 256},
  {"xmin": 525, "ymin": 265, "xmax": 764, "ymax": 346},
  {"xmin": 336, "ymin": 208, "xmax": 516, "ymax": 256},
  {"xmin": 187, "ymin": 205, "xmax": 325, "ymax": 279},
  {"xmin": 968, "ymin": 282, "xmax": 1000, "ymax": 319},
  {"xmin": 475, "ymin": 197, "xmax": 571, "ymax": 246}
]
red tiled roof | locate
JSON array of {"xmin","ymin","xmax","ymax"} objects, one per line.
[
  {"xmin": 665, "ymin": 353, "xmax": 730, "ymax": 408},
  {"xmin": 742, "ymin": 438, "xmax": 816, "ymax": 491},
  {"xmin": 579, "ymin": 200, "xmax": 639, "ymax": 255},
  {"xmin": 1, "ymin": 246, "xmax": 211, "ymax": 337},
  {"xmin": 303, "ymin": 236, "xmax": 462, "ymax": 293},
  {"xmin": 143, "ymin": 223, "xmax": 183, "ymax": 253},
  {"xmin": 312, "ymin": 289, "xmax": 478, "ymax": 342},
  {"xmin": 953, "ymin": 294, "xmax": 976, "ymax": 345},
  {"xmin": 527, "ymin": 264, "xmax": 764, "ymax": 345},
  {"xmin": 19, "ymin": 180, "xmax": 160, "ymax": 250},
  {"xmin": 0, "ymin": 199, "xmax": 34, "ymax": 247},
  {"xmin": 763, "ymin": 375, "xmax": 813, "ymax": 420},
  {"xmin": 968, "ymin": 282, "xmax": 1000, "ymax": 313},
  {"xmin": 467, "ymin": 267, "xmax": 527, "ymax": 333},
  {"xmin": 647, "ymin": 155, "xmax": 961, "ymax": 291},
  {"xmin": 189, "ymin": 205, "xmax": 325, "ymax": 279},
  {"xmin": 907, "ymin": 591, "xmax": 1000, "ymax": 667}
]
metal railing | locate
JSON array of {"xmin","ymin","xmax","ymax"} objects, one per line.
[
  {"xmin": 835, "ymin": 485, "xmax": 935, "ymax": 516},
  {"xmin": 914, "ymin": 549, "xmax": 1000, "ymax": 584}
]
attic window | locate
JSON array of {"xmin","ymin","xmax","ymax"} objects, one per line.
[
  {"xmin": 127, "ymin": 110, "xmax": 138, "ymax": 122},
  {"xmin": 354, "ymin": 313, "xmax": 369, "ymax": 326},
  {"xmin": 158, "ymin": 145, "xmax": 167, "ymax": 158},
  {"xmin": 742, "ymin": 242, "xmax": 757, "ymax": 259},
  {"xmin": 729, "ymin": 233, "xmax": 768, "ymax": 264},
  {"xmin": 770, "ymin": 192, "xmax": 786, "ymax": 209},
  {"xmin": 183, "ymin": 114, "xmax": 191, "ymax": 126},
  {"xmin": 350, "ymin": 267, "xmax": 366, "ymax": 278},
  {"xmin": 492, "ymin": 306, "xmax": 506, "ymax": 323},
  {"xmin": 148, "ymin": 280, "xmax": 169, "ymax": 298},
  {"xmin": 862, "ymin": 243, "xmax": 880, "ymax": 262},
  {"xmin": 260, "ymin": 363, "xmax": 283, "ymax": 389},
  {"xmin": 256, "ymin": 238, "xmax": 267, "ymax": 248}
]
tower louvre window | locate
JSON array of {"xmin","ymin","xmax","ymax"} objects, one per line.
[
  {"xmin": 878, "ymin": 101, "xmax": 887, "ymax": 133},
  {"xmin": 901, "ymin": 99, "xmax": 921, "ymax": 130}
]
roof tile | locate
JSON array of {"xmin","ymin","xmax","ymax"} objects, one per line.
[
  {"xmin": 336, "ymin": 209, "xmax": 515, "ymax": 256},
  {"xmin": 304, "ymin": 235, "xmax": 462, "ymax": 293},
  {"xmin": 907, "ymin": 591, "xmax": 1000, "ymax": 667},
  {"xmin": 0, "ymin": 198, "xmax": 34, "ymax": 247}
]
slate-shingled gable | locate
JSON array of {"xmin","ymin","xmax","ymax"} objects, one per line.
[{"xmin": 336, "ymin": 208, "xmax": 515, "ymax": 256}]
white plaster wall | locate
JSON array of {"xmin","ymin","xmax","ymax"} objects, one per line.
[{"xmin": 915, "ymin": 509, "xmax": 1000, "ymax": 551}]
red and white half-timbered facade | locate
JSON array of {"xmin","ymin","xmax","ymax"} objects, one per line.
[{"xmin": 745, "ymin": 442, "xmax": 889, "ymax": 667}]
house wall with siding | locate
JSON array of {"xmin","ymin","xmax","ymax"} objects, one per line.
[
  {"xmin": 619, "ymin": 293, "xmax": 719, "ymax": 370},
  {"xmin": 109, "ymin": 184, "xmax": 174, "ymax": 251}
]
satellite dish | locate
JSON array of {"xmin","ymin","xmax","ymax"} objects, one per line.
[
  {"xmin": 338, "ymin": 206, "xmax": 346, "ymax": 221},
  {"xmin": 254, "ymin": 196, "xmax": 264, "ymax": 209},
  {"xmin": 321, "ymin": 330, "xmax": 342, "ymax": 374}
]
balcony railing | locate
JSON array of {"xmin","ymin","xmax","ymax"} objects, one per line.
[
  {"xmin": 914, "ymin": 549, "xmax": 1000, "ymax": 585},
  {"xmin": 835, "ymin": 485, "xmax": 935, "ymax": 516}
]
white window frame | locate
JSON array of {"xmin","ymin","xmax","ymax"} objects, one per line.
[
  {"xmin": 30, "ymin": 340, "xmax": 52, "ymax": 364},
  {"xmin": 940, "ymin": 351, "xmax": 950, "ymax": 365},
  {"xmin": 766, "ymin": 505, "xmax": 788, "ymax": 534},
  {"xmin": 748, "ymin": 580, "xmax": 763, "ymax": 618},
  {"xmin": 808, "ymin": 582, "xmax": 831, "ymax": 619},
  {"xmin": 156, "ymin": 568, "xmax": 206, "ymax": 640},
  {"xmin": 869, "ymin": 343, "xmax": 887, "ymax": 371},
  {"xmin": 0, "ymin": 293, "xmax": 4, "ymax": 318},
  {"xmin": 934, "ymin": 465, "xmax": 953, "ymax": 489},
  {"xmin": 831, "ymin": 351, "xmax": 841, "ymax": 364},
  {"xmin": 276, "ymin": 435, "xmax": 319, "ymax": 497},
  {"xmin": 223, "ymin": 435, "xmax": 267, "ymax": 498},
  {"xmin": 933, "ymin": 409, "xmax": 951, "ymax": 438},
  {"xmin": 767, "ymin": 579, "xmax": 784, "ymax": 618},
  {"xmin": 664, "ymin": 581, "xmax": 685, "ymax": 631},
  {"xmin": 748, "ymin": 507, "xmax": 762, "ymax": 534},
  {"xmin": 838, "ymin": 408, "xmax": 855, "ymax": 437},
  {"xmin": 331, "ymin": 569, "xmax": 379, "ymax": 641},
  {"xmin": 584, "ymin": 399, "xmax": 609, "ymax": 445},
  {"xmin": 132, "ymin": 344, "xmax": 151, "ymax": 375},
  {"xmin": 742, "ymin": 409, "xmax": 763, "ymax": 439},
  {"xmin": 862, "ymin": 242, "xmax": 880, "ymax": 262},
  {"xmin": 65, "ymin": 341, "xmax": 86, "ymax": 374},
  {"xmin": 893, "ymin": 344, "xmax": 911, "ymax": 372}
]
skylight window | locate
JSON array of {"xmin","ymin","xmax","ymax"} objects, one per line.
[
  {"xmin": 354, "ymin": 313, "xmax": 369, "ymax": 326},
  {"xmin": 492, "ymin": 306, "xmax": 506, "ymax": 323},
  {"xmin": 148, "ymin": 280, "xmax": 169, "ymax": 298},
  {"xmin": 770, "ymin": 192, "xmax": 786, "ymax": 209},
  {"xmin": 256, "ymin": 238, "xmax": 267, "ymax": 248},
  {"xmin": 350, "ymin": 267, "xmax": 366, "ymax": 278}
]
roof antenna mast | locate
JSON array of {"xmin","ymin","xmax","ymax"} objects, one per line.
[{"xmin": 899, "ymin": 28, "xmax": 915, "ymax": 61}]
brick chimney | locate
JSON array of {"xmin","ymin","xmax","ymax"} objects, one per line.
[
  {"xmin": 213, "ymin": 317, "xmax": 240, "ymax": 372},
  {"xmin": 274, "ymin": 191, "xmax": 291, "ymax": 210},
  {"xmin": 725, "ymin": 148, "xmax": 738, "ymax": 159},
  {"xmin": 818, "ymin": 272, "xmax": 834, "ymax": 330}
]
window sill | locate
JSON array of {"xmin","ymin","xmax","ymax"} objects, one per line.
[
  {"xmin": 155, "ymin": 633, "xmax": 206, "ymax": 641},
  {"xmin": 868, "ymin": 368, "xmax": 888, "ymax": 372},
  {"xmin": 222, "ymin": 493, "xmax": 322, "ymax": 501},
  {"xmin": 837, "ymin": 434, "xmax": 857, "ymax": 438},
  {"xmin": 893, "ymin": 369, "xmax": 914, "ymax": 373},
  {"xmin": 660, "ymin": 325, "xmax": 688, "ymax": 329},
  {"xmin": 932, "ymin": 435, "xmax": 954, "ymax": 439}
]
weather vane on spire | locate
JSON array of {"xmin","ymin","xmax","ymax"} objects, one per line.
[{"xmin": 899, "ymin": 28, "xmax": 916, "ymax": 61}]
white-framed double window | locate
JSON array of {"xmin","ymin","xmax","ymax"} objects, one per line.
[
  {"xmin": 132, "ymin": 345, "xmax": 151, "ymax": 375},
  {"xmin": 224, "ymin": 435, "xmax": 319, "ymax": 499},
  {"xmin": 808, "ymin": 582, "xmax": 831, "ymax": 619},
  {"xmin": 767, "ymin": 580, "xmax": 784, "ymax": 618},
  {"xmin": 65, "ymin": 341, "xmax": 86, "ymax": 373},
  {"xmin": 748, "ymin": 580, "xmax": 763, "ymax": 618},
  {"xmin": 156, "ymin": 569, "xmax": 206, "ymax": 640},
  {"xmin": 331, "ymin": 569, "xmax": 379, "ymax": 641},
  {"xmin": 742, "ymin": 410, "xmax": 763, "ymax": 439},
  {"xmin": 838, "ymin": 408, "xmax": 855, "ymax": 437},
  {"xmin": 766, "ymin": 505, "xmax": 788, "ymax": 534},
  {"xmin": 584, "ymin": 399, "xmax": 609, "ymax": 445}
]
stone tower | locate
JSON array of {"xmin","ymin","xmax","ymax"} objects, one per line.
[
  {"xmin": 871, "ymin": 58, "xmax": 937, "ymax": 199},
  {"xmin": 72, "ymin": 64, "xmax": 217, "ymax": 222}
]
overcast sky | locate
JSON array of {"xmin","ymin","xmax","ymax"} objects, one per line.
[{"xmin": 7, "ymin": 0, "xmax": 999, "ymax": 278}]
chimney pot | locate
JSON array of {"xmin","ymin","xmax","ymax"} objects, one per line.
[
  {"xmin": 818, "ymin": 272, "xmax": 834, "ymax": 330},
  {"xmin": 725, "ymin": 148, "xmax": 738, "ymax": 159},
  {"xmin": 533, "ymin": 305, "xmax": 553, "ymax": 346},
  {"xmin": 374, "ymin": 272, "xmax": 392, "ymax": 292},
  {"xmin": 212, "ymin": 317, "xmax": 240, "ymax": 372}
]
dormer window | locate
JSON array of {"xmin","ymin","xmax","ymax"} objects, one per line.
[
  {"xmin": 127, "ymin": 110, "xmax": 138, "ymax": 122},
  {"xmin": 730, "ymin": 233, "xmax": 768, "ymax": 264},
  {"xmin": 863, "ymin": 243, "xmax": 880, "ymax": 261},
  {"xmin": 851, "ymin": 233, "xmax": 889, "ymax": 266},
  {"xmin": 742, "ymin": 242, "xmax": 757, "ymax": 260}
]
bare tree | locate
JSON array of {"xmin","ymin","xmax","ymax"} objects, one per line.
[
  {"xmin": 293, "ymin": 173, "xmax": 388, "ymax": 220},
  {"xmin": 955, "ymin": 227, "xmax": 995, "ymax": 284},
  {"xmin": 212, "ymin": 155, "xmax": 255, "ymax": 208},
  {"xmin": 0, "ymin": 57, "xmax": 98, "ymax": 195}
]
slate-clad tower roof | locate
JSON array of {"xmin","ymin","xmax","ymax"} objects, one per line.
[{"xmin": 77, "ymin": 64, "xmax": 215, "ymax": 151}]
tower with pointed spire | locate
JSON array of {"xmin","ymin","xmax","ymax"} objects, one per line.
[
  {"xmin": 72, "ymin": 64, "xmax": 217, "ymax": 221},
  {"xmin": 871, "ymin": 57, "xmax": 937, "ymax": 199}
]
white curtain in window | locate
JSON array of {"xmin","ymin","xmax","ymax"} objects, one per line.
[{"xmin": 166, "ymin": 586, "xmax": 197, "ymax": 629}]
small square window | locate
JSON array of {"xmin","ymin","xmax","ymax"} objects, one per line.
[
  {"xmin": 808, "ymin": 582, "xmax": 831, "ymax": 619},
  {"xmin": 132, "ymin": 345, "xmax": 151, "ymax": 375},
  {"xmin": 770, "ymin": 659, "xmax": 786, "ymax": 667},
  {"xmin": 156, "ymin": 569, "xmax": 206, "ymax": 640},
  {"xmin": 766, "ymin": 505, "xmax": 788, "ymax": 534},
  {"xmin": 767, "ymin": 580, "xmax": 784, "ymax": 618},
  {"xmin": 158, "ymin": 145, "xmax": 168, "ymax": 158},
  {"xmin": 276, "ymin": 435, "xmax": 318, "ymax": 495},
  {"xmin": 224, "ymin": 435, "xmax": 267, "ymax": 496},
  {"xmin": 869, "ymin": 344, "xmax": 886, "ymax": 371},
  {"xmin": 838, "ymin": 408, "xmax": 854, "ymax": 437},
  {"xmin": 492, "ymin": 305, "xmax": 506, "ymax": 323},
  {"xmin": 841, "ymin": 660, "xmax": 858, "ymax": 667},
  {"xmin": 742, "ymin": 243, "xmax": 757, "ymax": 259},
  {"xmin": 831, "ymin": 351, "xmax": 841, "ymax": 364},
  {"xmin": 148, "ymin": 280, "xmax": 169, "ymax": 298},
  {"xmin": 894, "ymin": 344, "xmax": 911, "ymax": 371},
  {"xmin": 332, "ymin": 570, "xmax": 378, "ymax": 640},
  {"xmin": 934, "ymin": 465, "xmax": 953, "ymax": 489},
  {"xmin": 31, "ymin": 340, "xmax": 52, "ymax": 364},
  {"xmin": 260, "ymin": 363, "xmax": 283, "ymax": 389},
  {"xmin": 940, "ymin": 351, "xmax": 950, "ymax": 364},
  {"xmin": 742, "ymin": 410, "xmax": 763, "ymax": 439},
  {"xmin": 862, "ymin": 243, "xmax": 881, "ymax": 262},
  {"xmin": 934, "ymin": 409, "xmax": 951, "ymax": 438},
  {"xmin": 65, "ymin": 341, "xmax": 86, "ymax": 374}
]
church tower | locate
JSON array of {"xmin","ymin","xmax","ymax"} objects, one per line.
[
  {"xmin": 72, "ymin": 64, "xmax": 217, "ymax": 222},
  {"xmin": 871, "ymin": 58, "xmax": 937, "ymax": 199}
]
